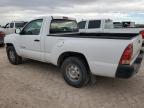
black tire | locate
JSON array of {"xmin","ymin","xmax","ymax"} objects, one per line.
[
  {"xmin": 6, "ymin": 46, "xmax": 22, "ymax": 65},
  {"xmin": 61, "ymin": 57, "xmax": 89, "ymax": 88},
  {"xmin": 0, "ymin": 44, "xmax": 5, "ymax": 47}
]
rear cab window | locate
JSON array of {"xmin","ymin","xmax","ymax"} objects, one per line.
[
  {"xmin": 88, "ymin": 20, "xmax": 101, "ymax": 29},
  {"xmin": 50, "ymin": 19, "xmax": 78, "ymax": 34}
]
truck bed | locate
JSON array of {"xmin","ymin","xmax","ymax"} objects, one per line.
[
  {"xmin": 50, "ymin": 33, "xmax": 139, "ymax": 40},
  {"xmin": 104, "ymin": 28, "xmax": 144, "ymax": 34}
]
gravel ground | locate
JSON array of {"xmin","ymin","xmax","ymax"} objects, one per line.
[{"xmin": 0, "ymin": 47, "xmax": 144, "ymax": 108}]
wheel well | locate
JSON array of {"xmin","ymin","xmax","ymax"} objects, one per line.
[
  {"xmin": 6, "ymin": 43, "xmax": 14, "ymax": 47},
  {"xmin": 58, "ymin": 52, "xmax": 90, "ymax": 71}
]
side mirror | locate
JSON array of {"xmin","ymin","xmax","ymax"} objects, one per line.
[{"xmin": 15, "ymin": 28, "xmax": 21, "ymax": 34}]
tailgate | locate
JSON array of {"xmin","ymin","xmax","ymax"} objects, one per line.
[{"xmin": 131, "ymin": 34, "xmax": 142, "ymax": 64}]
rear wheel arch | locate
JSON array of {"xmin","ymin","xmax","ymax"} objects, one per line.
[
  {"xmin": 57, "ymin": 52, "xmax": 90, "ymax": 72},
  {"xmin": 6, "ymin": 43, "xmax": 14, "ymax": 47}
]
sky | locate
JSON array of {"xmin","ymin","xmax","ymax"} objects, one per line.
[{"xmin": 0, "ymin": 0, "xmax": 144, "ymax": 25}]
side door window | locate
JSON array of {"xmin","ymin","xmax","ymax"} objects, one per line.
[
  {"xmin": 78, "ymin": 21, "xmax": 86, "ymax": 29},
  {"xmin": 10, "ymin": 23, "xmax": 14, "ymax": 28},
  {"xmin": 21, "ymin": 19, "xmax": 43, "ymax": 35},
  {"xmin": 88, "ymin": 20, "xmax": 101, "ymax": 29}
]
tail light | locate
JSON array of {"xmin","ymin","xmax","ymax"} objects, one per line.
[
  {"xmin": 0, "ymin": 31, "xmax": 5, "ymax": 37},
  {"xmin": 140, "ymin": 30, "xmax": 144, "ymax": 39},
  {"xmin": 119, "ymin": 44, "xmax": 133, "ymax": 65}
]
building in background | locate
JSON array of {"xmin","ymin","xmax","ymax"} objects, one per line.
[
  {"xmin": 135, "ymin": 24, "xmax": 144, "ymax": 28},
  {"xmin": 113, "ymin": 22, "xmax": 122, "ymax": 28},
  {"xmin": 113, "ymin": 21, "xmax": 135, "ymax": 28}
]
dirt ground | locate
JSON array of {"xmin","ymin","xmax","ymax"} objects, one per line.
[{"xmin": 0, "ymin": 47, "xmax": 144, "ymax": 108}]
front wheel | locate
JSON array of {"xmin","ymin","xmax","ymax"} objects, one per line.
[
  {"xmin": 0, "ymin": 44, "xmax": 5, "ymax": 47},
  {"xmin": 6, "ymin": 46, "xmax": 22, "ymax": 65},
  {"xmin": 61, "ymin": 57, "xmax": 89, "ymax": 88}
]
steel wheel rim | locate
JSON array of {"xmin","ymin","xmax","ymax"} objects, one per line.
[
  {"xmin": 9, "ymin": 50, "xmax": 15, "ymax": 62},
  {"xmin": 66, "ymin": 64, "xmax": 81, "ymax": 82}
]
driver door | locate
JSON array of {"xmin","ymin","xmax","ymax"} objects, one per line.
[{"xmin": 19, "ymin": 19, "xmax": 43, "ymax": 61}]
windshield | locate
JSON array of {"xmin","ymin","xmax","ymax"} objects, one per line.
[
  {"xmin": 50, "ymin": 19, "xmax": 78, "ymax": 34},
  {"xmin": 15, "ymin": 22, "xmax": 27, "ymax": 28}
]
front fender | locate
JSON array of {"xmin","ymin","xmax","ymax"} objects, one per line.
[{"xmin": 4, "ymin": 34, "xmax": 20, "ymax": 54}]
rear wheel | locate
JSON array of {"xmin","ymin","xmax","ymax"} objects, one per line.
[
  {"xmin": 61, "ymin": 57, "xmax": 89, "ymax": 88},
  {"xmin": 6, "ymin": 46, "xmax": 22, "ymax": 65}
]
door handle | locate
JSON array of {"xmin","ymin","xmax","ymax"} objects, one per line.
[{"xmin": 34, "ymin": 39, "xmax": 40, "ymax": 42}]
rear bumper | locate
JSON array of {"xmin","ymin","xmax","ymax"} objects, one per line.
[{"xmin": 116, "ymin": 51, "xmax": 143, "ymax": 78}]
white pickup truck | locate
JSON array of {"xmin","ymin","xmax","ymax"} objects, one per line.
[
  {"xmin": 4, "ymin": 16, "xmax": 143, "ymax": 88},
  {"xmin": 1, "ymin": 21, "xmax": 27, "ymax": 35},
  {"xmin": 78, "ymin": 19, "xmax": 144, "ymax": 50}
]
